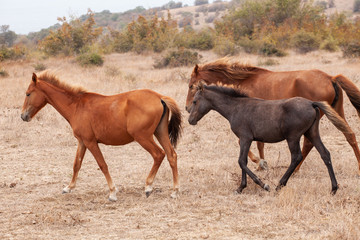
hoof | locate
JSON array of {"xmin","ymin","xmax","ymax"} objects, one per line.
[
  {"xmin": 62, "ymin": 186, "xmax": 71, "ymax": 194},
  {"xmin": 145, "ymin": 185, "xmax": 153, "ymax": 198},
  {"xmin": 264, "ymin": 184, "xmax": 270, "ymax": 191},
  {"xmin": 170, "ymin": 191, "xmax": 179, "ymax": 199},
  {"xmin": 258, "ymin": 159, "xmax": 268, "ymax": 170},
  {"xmin": 108, "ymin": 195, "xmax": 117, "ymax": 202},
  {"xmin": 108, "ymin": 187, "xmax": 118, "ymax": 201}
]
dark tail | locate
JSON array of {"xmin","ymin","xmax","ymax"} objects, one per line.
[
  {"xmin": 333, "ymin": 75, "xmax": 360, "ymax": 117},
  {"xmin": 312, "ymin": 101, "xmax": 352, "ymax": 134},
  {"xmin": 161, "ymin": 96, "xmax": 183, "ymax": 148}
]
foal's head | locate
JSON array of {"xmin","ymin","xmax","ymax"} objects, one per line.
[
  {"xmin": 21, "ymin": 73, "xmax": 47, "ymax": 122},
  {"xmin": 188, "ymin": 82, "xmax": 212, "ymax": 125}
]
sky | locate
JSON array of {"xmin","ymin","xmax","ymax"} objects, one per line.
[{"xmin": 0, "ymin": 0, "xmax": 197, "ymax": 34}]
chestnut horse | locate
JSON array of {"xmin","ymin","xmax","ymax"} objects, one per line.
[
  {"xmin": 185, "ymin": 58, "xmax": 360, "ymax": 175},
  {"xmin": 21, "ymin": 72, "xmax": 182, "ymax": 201},
  {"xmin": 189, "ymin": 84, "xmax": 352, "ymax": 194}
]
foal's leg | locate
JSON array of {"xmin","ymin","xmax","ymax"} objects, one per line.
[
  {"xmin": 239, "ymin": 139, "xmax": 267, "ymax": 170},
  {"xmin": 305, "ymin": 131, "xmax": 339, "ymax": 194},
  {"xmin": 237, "ymin": 139, "xmax": 270, "ymax": 193},
  {"xmin": 63, "ymin": 140, "xmax": 87, "ymax": 194},
  {"xmin": 276, "ymin": 139, "xmax": 303, "ymax": 191},
  {"xmin": 135, "ymin": 137, "xmax": 166, "ymax": 197},
  {"xmin": 85, "ymin": 141, "xmax": 117, "ymax": 201},
  {"xmin": 155, "ymin": 132, "xmax": 179, "ymax": 199}
]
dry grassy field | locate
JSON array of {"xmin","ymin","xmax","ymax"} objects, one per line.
[{"xmin": 1, "ymin": 51, "xmax": 360, "ymax": 239}]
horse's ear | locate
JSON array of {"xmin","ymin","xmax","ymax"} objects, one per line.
[
  {"xmin": 194, "ymin": 64, "xmax": 199, "ymax": 76},
  {"xmin": 32, "ymin": 73, "xmax": 38, "ymax": 84},
  {"xmin": 197, "ymin": 80, "xmax": 205, "ymax": 91}
]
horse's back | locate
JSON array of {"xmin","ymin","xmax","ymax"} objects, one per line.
[{"xmin": 249, "ymin": 69, "xmax": 336, "ymax": 103}]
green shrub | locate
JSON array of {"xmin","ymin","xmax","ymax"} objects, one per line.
[
  {"xmin": 214, "ymin": 36, "xmax": 239, "ymax": 56},
  {"xmin": 33, "ymin": 63, "xmax": 47, "ymax": 71},
  {"xmin": 260, "ymin": 42, "xmax": 287, "ymax": 57},
  {"xmin": 237, "ymin": 37, "xmax": 262, "ymax": 54},
  {"xmin": 320, "ymin": 37, "xmax": 338, "ymax": 52},
  {"xmin": 291, "ymin": 30, "xmax": 320, "ymax": 53},
  {"xmin": 342, "ymin": 41, "xmax": 360, "ymax": 58},
  {"xmin": 77, "ymin": 52, "xmax": 104, "ymax": 66},
  {"xmin": 154, "ymin": 49, "xmax": 200, "ymax": 68}
]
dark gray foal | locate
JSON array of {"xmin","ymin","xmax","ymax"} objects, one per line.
[{"xmin": 188, "ymin": 84, "xmax": 352, "ymax": 194}]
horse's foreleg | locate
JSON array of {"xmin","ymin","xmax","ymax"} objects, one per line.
[
  {"xmin": 277, "ymin": 139, "xmax": 302, "ymax": 191},
  {"xmin": 240, "ymin": 139, "xmax": 267, "ymax": 170},
  {"xmin": 85, "ymin": 141, "xmax": 117, "ymax": 201},
  {"xmin": 135, "ymin": 137, "xmax": 166, "ymax": 198},
  {"xmin": 63, "ymin": 140, "xmax": 87, "ymax": 194},
  {"xmin": 237, "ymin": 139, "xmax": 269, "ymax": 193}
]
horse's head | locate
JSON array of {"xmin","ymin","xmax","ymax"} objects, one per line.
[
  {"xmin": 21, "ymin": 73, "xmax": 47, "ymax": 122},
  {"xmin": 188, "ymin": 82, "xmax": 211, "ymax": 125},
  {"xmin": 185, "ymin": 64, "xmax": 202, "ymax": 113}
]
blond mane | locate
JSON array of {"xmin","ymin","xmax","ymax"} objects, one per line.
[
  {"xmin": 37, "ymin": 71, "xmax": 87, "ymax": 94},
  {"xmin": 198, "ymin": 57, "xmax": 269, "ymax": 82}
]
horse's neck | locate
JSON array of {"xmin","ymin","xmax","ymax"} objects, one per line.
[
  {"xmin": 39, "ymin": 81, "xmax": 78, "ymax": 123},
  {"xmin": 205, "ymin": 91, "xmax": 242, "ymax": 120}
]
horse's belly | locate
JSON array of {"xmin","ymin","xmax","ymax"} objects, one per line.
[{"xmin": 96, "ymin": 129, "xmax": 134, "ymax": 145}]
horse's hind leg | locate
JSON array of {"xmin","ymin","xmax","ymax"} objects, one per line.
[
  {"xmin": 135, "ymin": 136, "xmax": 166, "ymax": 197},
  {"xmin": 276, "ymin": 139, "xmax": 302, "ymax": 191},
  {"xmin": 155, "ymin": 131, "xmax": 179, "ymax": 198},
  {"xmin": 63, "ymin": 140, "xmax": 87, "ymax": 194},
  {"xmin": 305, "ymin": 129, "xmax": 338, "ymax": 194},
  {"xmin": 334, "ymin": 94, "xmax": 360, "ymax": 176},
  {"xmin": 294, "ymin": 137, "xmax": 314, "ymax": 172}
]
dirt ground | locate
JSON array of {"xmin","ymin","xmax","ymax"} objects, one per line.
[{"xmin": 1, "ymin": 51, "xmax": 360, "ymax": 239}]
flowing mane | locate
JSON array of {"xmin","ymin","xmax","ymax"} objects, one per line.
[
  {"xmin": 198, "ymin": 57, "xmax": 270, "ymax": 82},
  {"xmin": 37, "ymin": 71, "xmax": 87, "ymax": 94},
  {"xmin": 205, "ymin": 85, "xmax": 249, "ymax": 98}
]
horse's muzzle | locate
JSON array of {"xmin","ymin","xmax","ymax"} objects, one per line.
[
  {"xmin": 21, "ymin": 112, "xmax": 31, "ymax": 122},
  {"xmin": 188, "ymin": 118, "xmax": 197, "ymax": 125}
]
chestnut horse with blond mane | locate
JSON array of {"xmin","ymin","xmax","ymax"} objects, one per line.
[
  {"xmin": 21, "ymin": 72, "xmax": 182, "ymax": 201},
  {"xmin": 185, "ymin": 58, "xmax": 360, "ymax": 175}
]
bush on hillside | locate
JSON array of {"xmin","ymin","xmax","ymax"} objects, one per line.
[
  {"xmin": 213, "ymin": 36, "xmax": 239, "ymax": 56},
  {"xmin": 154, "ymin": 48, "xmax": 200, "ymax": 68},
  {"xmin": 291, "ymin": 30, "xmax": 321, "ymax": 53},
  {"xmin": 342, "ymin": 41, "xmax": 360, "ymax": 58},
  {"xmin": 77, "ymin": 51, "xmax": 104, "ymax": 66}
]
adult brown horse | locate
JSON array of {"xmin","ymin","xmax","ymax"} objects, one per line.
[
  {"xmin": 21, "ymin": 72, "xmax": 182, "ymax": 201},
  {"xmin": 185, "ymin": 58, "xmax": 360, "ymax": 175}
]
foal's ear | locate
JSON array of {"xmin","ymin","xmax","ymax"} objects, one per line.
[
  {"xmin": 32, "ymin": 73, "xmax": 38, "ymax": 84},
  {"xmin": 197, "ymin": 80, "xmax": 205, "ymax": 91}
]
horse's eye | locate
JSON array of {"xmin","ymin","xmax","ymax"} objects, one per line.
[
  {"xmin": 26, "ymin": 93, "xmax": 30, "ymax": 97},
  {"xmin": 193, "ymin": 100, "xmax": 196, "ymax": 105},
  {"xmin": 189, "ymin": 85, "xmax": 193, "ymax": 89}
]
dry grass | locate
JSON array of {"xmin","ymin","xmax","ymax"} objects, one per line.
[{"xmin": 1, "ymin": 51, "xmax": 360, "ymax": 239}]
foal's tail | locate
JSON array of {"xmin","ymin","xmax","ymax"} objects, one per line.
[
  {"xmin": 161, "ymin": 96, "xmax": 183, "ymax": 148},
  {"xmin": 313, "ymin": 102, "xmax": 352, "ymax": 134},
  {"xmin": 333, "ymin": 75, "xmax": 360, "ymax": 117}
]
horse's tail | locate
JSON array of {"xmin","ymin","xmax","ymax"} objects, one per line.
[
  {"xmin": 312, "ymin": 101, "xmax": 352, "ymax": 134},
  {"xmin": 161, "ymin": 96, "xmax": 183, "ymax": 148},
  {"xmin": 333, "ymin": 75, "xmax": 360, "ymax": 117}
]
